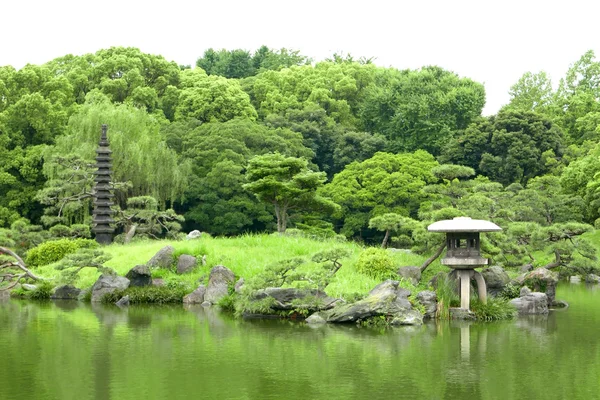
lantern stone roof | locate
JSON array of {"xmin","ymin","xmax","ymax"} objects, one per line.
[{"xmin": 427, "ymin": 217, "xmax": 502, "ymax": 233}]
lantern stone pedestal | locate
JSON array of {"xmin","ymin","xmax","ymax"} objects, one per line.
[{"xmin": 428, "ymin": 217, "xmax": 502, "ymax": 312}]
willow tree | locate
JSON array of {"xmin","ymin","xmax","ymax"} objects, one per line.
[{"xmin": 42, "ymin": 100, "xmax": 188, "ymax": 223}]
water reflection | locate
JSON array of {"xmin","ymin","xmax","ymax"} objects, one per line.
[{"xmin": 0, "ymin": 284, "xmax": 599, "ymax": 400}]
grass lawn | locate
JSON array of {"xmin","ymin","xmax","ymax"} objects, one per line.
[{"xmin": 34, "ymin": 234, "xmax": 444, "ymax": 299}]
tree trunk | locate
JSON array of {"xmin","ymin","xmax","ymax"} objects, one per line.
[
  {"xmin": 381, "ymin": 230, "xmax": 390, "ymax": 249},
  {"xmin": 124, "ymin": 224, "xmax": 138, "ymax": 244},
  {"xmin": 543, "ymin": 250, "xmax": 561, "ymax": 270},
  {"xmin": 420, "ymin": 243, "xmax": 446, "ymax": 273}
]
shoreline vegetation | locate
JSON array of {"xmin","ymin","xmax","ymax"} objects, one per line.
[{"xmin": 3, "ymin": 232, "xmax": 567, "ymax": 324}]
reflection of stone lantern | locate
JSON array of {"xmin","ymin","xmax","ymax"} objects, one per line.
[{"xmin": 428, "ymin": 217, "xmax": 502, "ymax": 311}]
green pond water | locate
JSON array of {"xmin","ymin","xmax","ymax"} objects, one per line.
[{"xmin": 1, "ymin": 284, "xmax": 599, "ymax": 400}]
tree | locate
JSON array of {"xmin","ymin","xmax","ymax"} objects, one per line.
[
  {"xmin": 175, "ymin": 69, "xmax": 257, "ymax": 122},
  {"xmin": 243, "ymin": 153, "xmax": 337, "ymax": 233},
  {"xmin": 506, "ymin": 71, "xmax": 554, "ymax": 113},
  {"xmin": 0, "ymin": 246, "xmax": 43, "ymax": 290},
  {"xmin": 115, "ymin": 196, "xmax": 184, "ymax": 242},
  {"xmin": 359, "ymin": 66, "xmax": 485, "ymax": 155},
  {"xmin": 368, "ymin": 213, "xmax": 412, "ymax": 248},
  {"xmin": 45, "ymin": 101, "xmax": 188, "ymax": 209},
  {"xmin": 321, "ymin": 151, "xmax": 438, "ymax": 239},
  {"xmin": 178, "ymin": 118, "xmax": 313, "ymax": 234},
  {"xmin": 441, "ymin": 110, "xmax": 565, "ymax": 185}
]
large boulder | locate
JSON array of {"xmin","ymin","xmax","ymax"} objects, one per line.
[
  {"xmin": 125, "ymin": 265, "xmax": 152, "ymax": 287},
  {"xmin": 146, "ymin": 246, "xmax": 175, "ymax": 269},
  {"xmin": 523, "ymin": 268, "xmax": 558, "ymax": 306},
  {"xmin": 481, "ymin": 266, "xmax": 510, "ymax": 296},
  {"xmin": 51, "ymin": 285, "xmax": 81, "ymax": 300},
  {"xmin": 177, "ymin": 255, "xmax": 197, "ymax": 274},
  {"xmin": 204, "ymin": 266, "xmax": 235, "ymax": 305},
  {"xmin": 510, "ymin": 286, "xmax": 549, "ymax": 315},
  {"xmin": 325, "ymin": 280, "xmax": 423, "ymax": 325},
  {"xmin": 416, "ymin": 290, "xmax": 437, "ymax": 319},
  {"xmin": 183, "ymin": 285, "xmax": 206, "ymax": 304},
  {"xmin": 91, "ymin": 274, "xmax": 130, "ymax": 302},
  {"xmin": 253, "ymin": 288, "xmax": 337, "ymax": 311},
  {"xmin": 585, "ymin": 274, "xmax": 600, "ymax": 284},
  {"xmin": 397, "ymin": 266, "xmax": 421, "ymax": 286}
]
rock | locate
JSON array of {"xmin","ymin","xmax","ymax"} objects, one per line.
[
  {"xmin": 125, "ymin": 265, "xmax": 152, "ymax": 287},
  {"xmin": 253, "ymin": 288, "xmax": 337, "ymax": 311},
  {"xmin": 91, "ymin": 274, "xmax": 130, "ymax": 302},
  {"xmin": 416, "ymin": 290, "xmax": 437, "ymax": 319},
  {"xmin": 234, "ymin": 278, "xmax": 245, "ymax": 293},
  {"xmin": 177, "ymin": 254, "xmax": 197, "ymax": 274},
  {"xmin": 187, "ymin": 230, "xmax": 202, "ymax": 240},
  {"xmin": 552, "ymin": 299, "xmax": 569, "ymax": 308},
  {"xmin": 116, "ymin": 295, "xmax": 130, "ymax": 307},
  {"xmin": 152, "ymin": 278, "xmax": 165, "ymax": 287},
  {"xmin": 570, "ymin": 276, "xmax": 581, "ymax": 284},
  {"xmin": 183, "ymin": 285, "xmax": 206, "ymax": 304},
  {"xmin": 204, "ymin": 265, "xmax": 235, "ymax": 304},
  {"xmin": 520, "ymin": 263, "xmax": 534, "ymax": 273},
  {"xmin": 449, "ymin": 308, "xmax": 477, "ymax": 320},
  {"xmin": 306, "ymin": 313, "xmax": 327, "ymax": 324},
  {"xmin": 520, "ymin": 286, "xmax": 532, "ymax": 297},
  {"xmin": 397, "ymin": 266, "xmax": 421, "ymax": 286},
  {"xmin": 146, "ymin": 246, "xmax": 175, "ymax": 269},
  {"xmin": 326, "ymin": 280, "xmax": 422, "ymax": 325},
  {"xmin": 523, "ymin": 268, "xmax": 558, "ymax": 306},
  {"xmin": 201, "ymin": 301, "xmax": 211, "ymax": 307},
  {"xmin": 51, "ymin": 285, "xmax": 81, "ymax": 300},
  {"xmin": 510, "ymin": 292, "xmax": 549, "ymax": 315},
  {"xmin": 481, "ymin": 266, "xmax": 510, "ymax": 296},
  {"xmin": 22, "ymin": 284, "xmax": 38, "ymax": 291},
  {"xmin": 390, "ymin": 310, "xmax": 423, "ymax": 326},
  {"xmin": 585, "ymin": 274, "xmax": 600, "ymax": 284},
  {"xmin": 78, "ymin": 288, "xmax": 91, "ymax": 301}
]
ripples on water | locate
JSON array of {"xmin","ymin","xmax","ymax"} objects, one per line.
[{"xmin": 0, "ymin": 284, "xmax": 598, "ymax": 400}]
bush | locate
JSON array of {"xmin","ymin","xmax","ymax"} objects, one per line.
[
  {"xmin": 101, "ymin": 286, "xmax": 190, "ymax": 304},
  {"xmin": 28, "ymin": 281, "xmax": 55, "ymax": 300},
  {"xmin": 355, "ymin": 248, "xmax": 396, "ymax": 280},
  {"xmin": 471, "ymin": 298, "xmax": 517, "ymax": 321},
  {"xmin": 26, "ymin": 238, "xmax": 98, "ymax": 267}
]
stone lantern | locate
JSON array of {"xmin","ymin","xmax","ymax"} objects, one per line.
[{"xmin": 427, "ymin": 217, "xmax": 502, "ymax": 311}]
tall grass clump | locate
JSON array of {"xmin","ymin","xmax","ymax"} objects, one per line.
[
  {"xmin": 471, "ymin": 298, "xmax": 517, "ymax": 321},
  {"xmin": 435, "ymin": 274, "xmax": 459, "ymax": 319}
]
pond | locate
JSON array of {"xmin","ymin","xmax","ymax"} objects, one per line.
[{"xmin": 0, "ymin": 284, "xmax": 599, "ymax": 400}]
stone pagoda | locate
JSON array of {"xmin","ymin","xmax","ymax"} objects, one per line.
[
  {"xmin": 92, "ymin": 124, "xmax": 115, "ymax": 245},
  {"xmin": 427, "ymin": 217, "xmax": 502, "ymax": 311}
]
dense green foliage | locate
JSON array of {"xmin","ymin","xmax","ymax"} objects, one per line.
[
  {"xmin": 26, "ymin": 238, "xmax": 98, "ymax": 267},
  {"xmin": 2, "ymin": 46, "xmax": 600, "ymax": 278},
  {"xmin": 355, "ymin": 248, "xmax": 397, "ymax": 279}
]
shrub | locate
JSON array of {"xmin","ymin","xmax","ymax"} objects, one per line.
[
  {"xmin": 471, "ymin": 298, "xmax": 517, "ymax": 321},
  {"xmin": 28, "ymin": 281, "xmax": 55, "ymax": 300},
  {"xmin": 355, "ymin": 248, "xmax": 396, "ymax": 279},
  {"xmin": 26, "ymin": 238, "xmax": 98, "ymax": 267},
  {"xmin": 101, "ymin": 286, "xmax": 190, "ymax": 304}
]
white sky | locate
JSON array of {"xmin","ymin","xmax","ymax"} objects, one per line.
[{"xmin": 2, "ymin": 0, "xmax": 599, "ymax": 115}]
